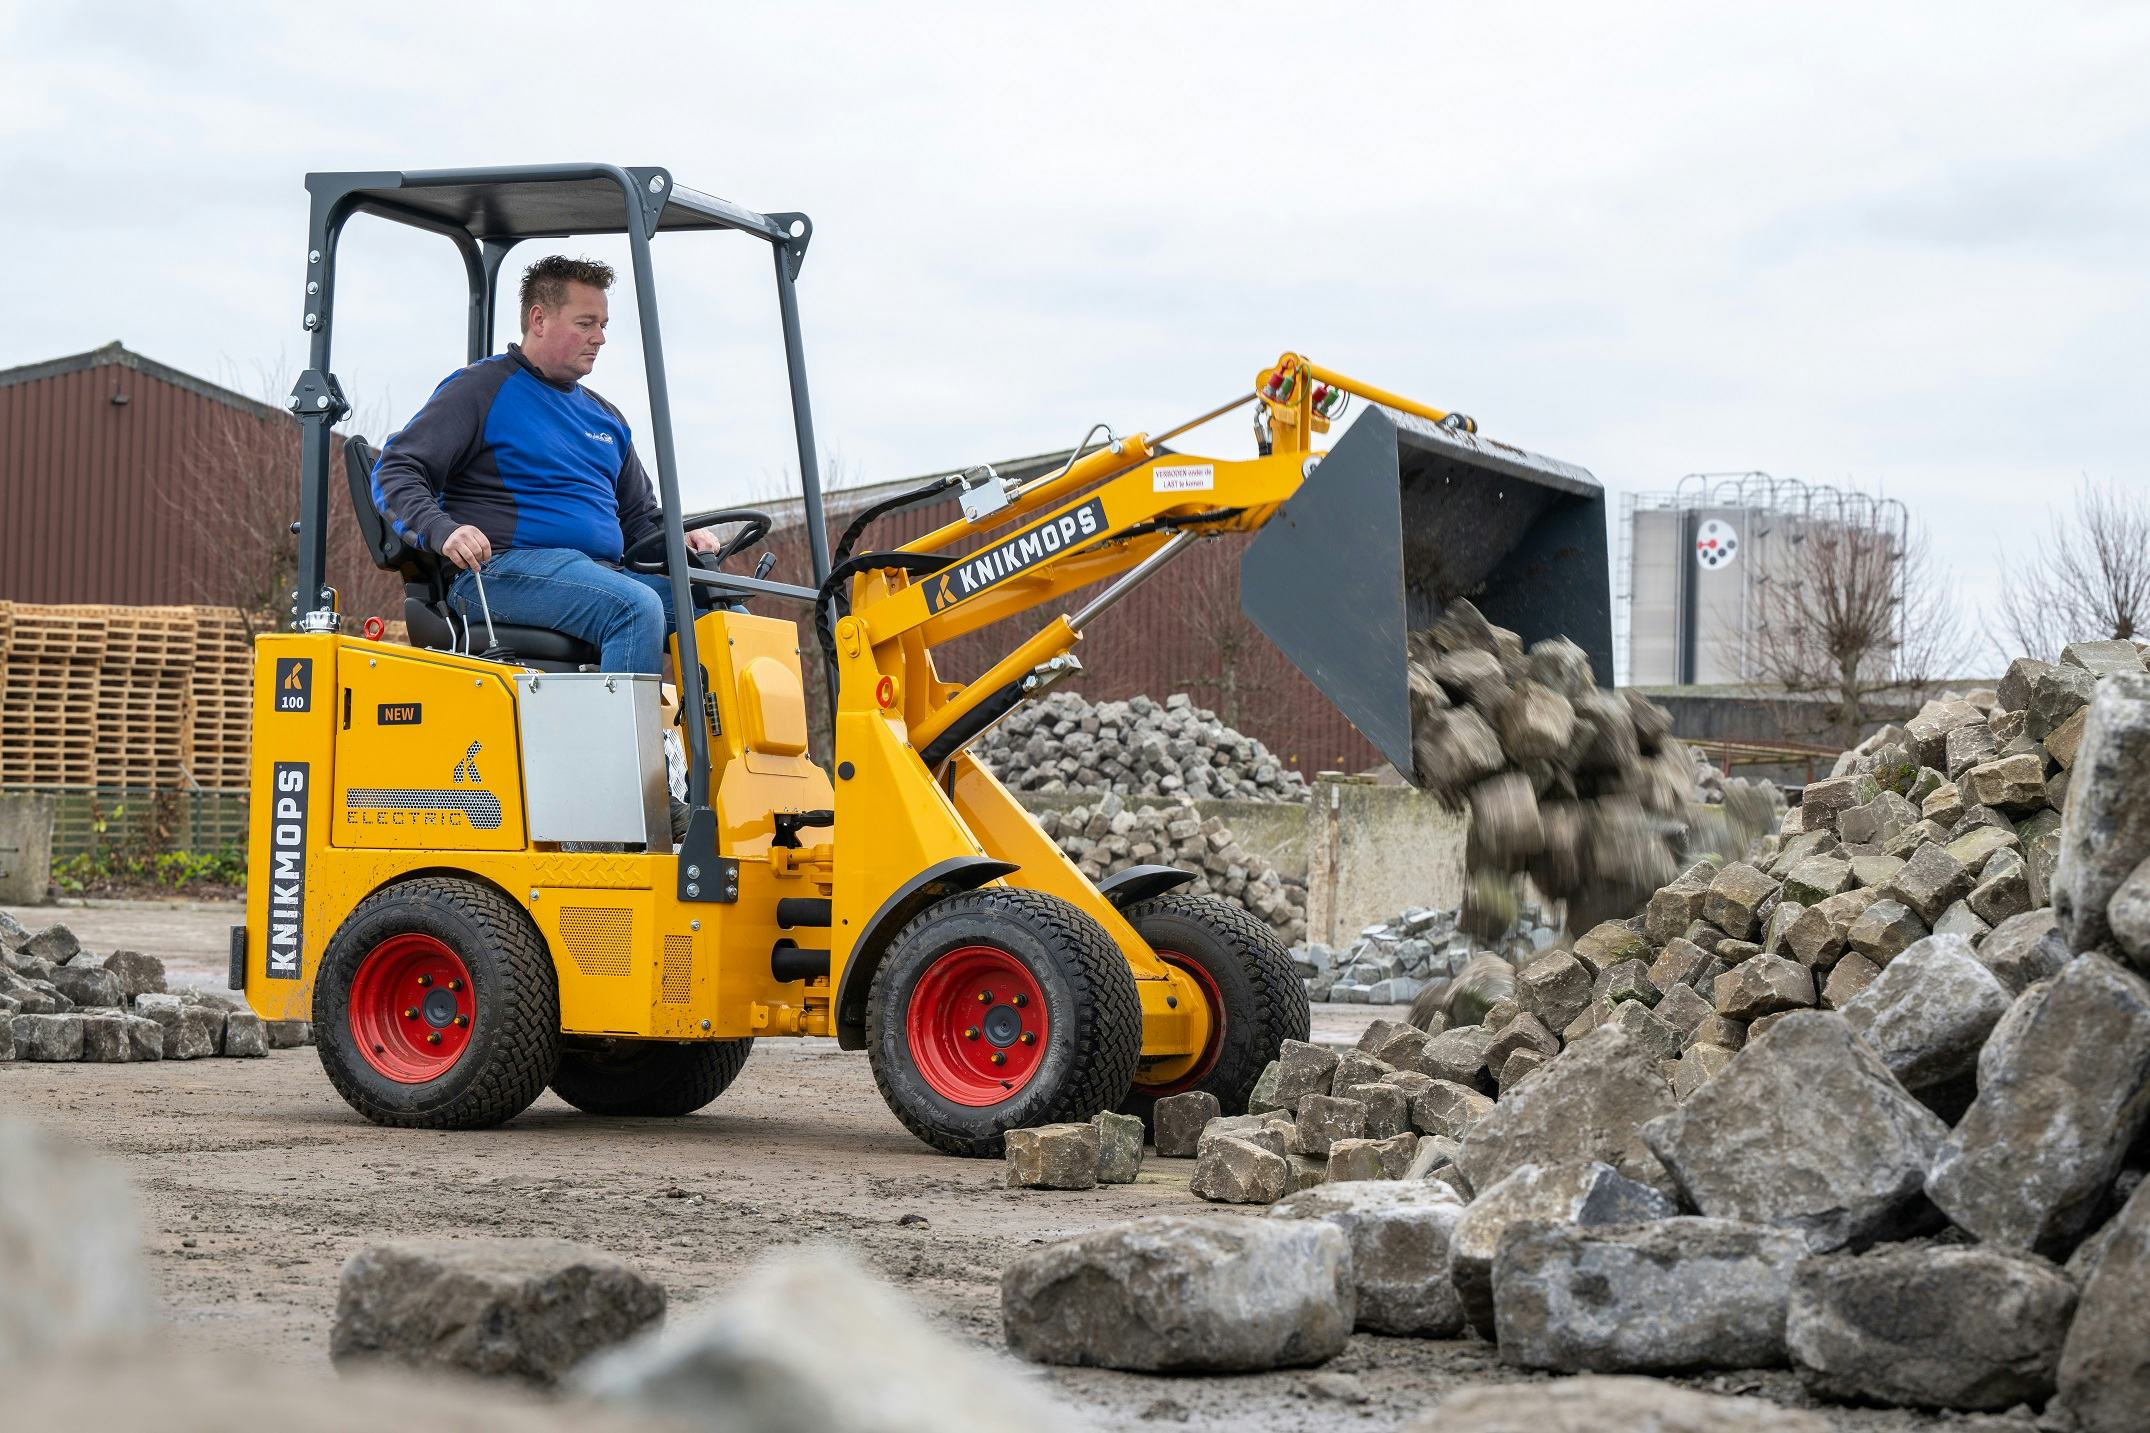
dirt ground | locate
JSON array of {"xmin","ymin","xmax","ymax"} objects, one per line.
[{"xmin": 2, "ymin": 901, "xmax": 1998, "ymax": 1432}]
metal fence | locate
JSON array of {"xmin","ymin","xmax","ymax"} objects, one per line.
[{"xmin": 0, "ymin": 786, "xmax": 249, "ymax": 861}]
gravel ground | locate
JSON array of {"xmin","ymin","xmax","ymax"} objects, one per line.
[{"xmin": 0, "ymin": 901, "xmax": 1980, "ymax": 1432}]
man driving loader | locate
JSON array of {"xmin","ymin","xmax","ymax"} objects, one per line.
[{"xmin": 369, "ymin": 255, "xmax": 721, "ymax": 674}]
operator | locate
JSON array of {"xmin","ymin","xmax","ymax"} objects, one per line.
[{"xmin": 369, "ymin": 255, "xmax": 719, "ymax": 675}]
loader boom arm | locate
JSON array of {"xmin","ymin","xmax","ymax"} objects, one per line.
[{"xmin": 843, "ymin": 353, "xmax": 1481, "ymax": 763}]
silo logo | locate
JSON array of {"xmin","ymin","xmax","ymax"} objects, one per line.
[{"xmin": 1695, "ymin": 519, "xmax": 1739, "ymax": 570}]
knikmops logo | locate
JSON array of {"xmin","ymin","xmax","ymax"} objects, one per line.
[{"xmin": 922, "ymin": 499, "xmax": 1106, "ymax": 613}]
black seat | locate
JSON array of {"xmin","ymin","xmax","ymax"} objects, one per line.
[{"xmin": 343, "ymin": 436, "xmax": 601, "ymax": 671}]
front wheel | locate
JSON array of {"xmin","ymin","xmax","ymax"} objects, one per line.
[
  {"xmin": 550, "ymin": 1039, "xmax": 753, "ymax": 1117},
  {"xmin": 314, "ymin": 877, "xmax": 561, "ymax": 1130},
  {"xmin": 1118, "ymin": 891, "xmax": 1309, "ymax": 1126},
  {"xmin": 867, "ymin": 887, "xmax": 1142, "ymax": 1158}
]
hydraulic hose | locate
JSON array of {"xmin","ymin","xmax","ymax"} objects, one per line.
[{"xmin": 812, "ymin": 550, "xmax": 953, "ymax": 691}]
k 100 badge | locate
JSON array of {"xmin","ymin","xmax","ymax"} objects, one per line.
[{"xmin": 274, "ymin": 657, "xmax": 312, "ymax": 712}]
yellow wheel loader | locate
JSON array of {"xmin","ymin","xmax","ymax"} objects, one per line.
[{"xmin": 239, "ymin": 165, "xmax": 1612, "ymax": 1154}]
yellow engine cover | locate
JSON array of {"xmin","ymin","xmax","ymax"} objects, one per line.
[{"xmin": 332, "ymin": 647, "xmax": 525, "ymax": 850}]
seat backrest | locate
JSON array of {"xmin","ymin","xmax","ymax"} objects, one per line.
[{"xmin": 343, "ymin": 436, "xmax": 437, "ymax": 585}]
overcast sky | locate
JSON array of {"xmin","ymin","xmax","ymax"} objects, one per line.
[{"xmin": 5, "ymin": 2, "xmax": 2145, "ymax": 673}]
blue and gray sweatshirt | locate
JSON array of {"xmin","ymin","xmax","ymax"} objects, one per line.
[{"xmin": 370, "ymin": 344, "xmax": 661, "ymax": 563}]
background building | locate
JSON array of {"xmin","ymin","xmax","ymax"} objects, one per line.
[{"xmin": 1618, "ymin": 472, "xmax": 1910, "ymax": 687}]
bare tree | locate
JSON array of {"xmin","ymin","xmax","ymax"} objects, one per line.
[
  {"xmin": 1994, "ymin": 479, "xmax": 2150, "ymax": 662},
  {"xmin": 1747, "ymin": 520, "xmax": 1970, "ymax": 745},
  {"xmin": 165, "ymin": 363, "xmax": 397, "ymax": 636}
]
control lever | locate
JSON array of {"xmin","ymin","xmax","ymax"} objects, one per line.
[
  {"xmin": 770, "ymin": 809, "xmax": 835, "ymax": 849},
  {"xmin": 467, "ymin": 567, "xmax": 515, "ymax": 663},
  {"xmin": 752, "ymin": 552, "xmax": 777, "ymax": 581}
]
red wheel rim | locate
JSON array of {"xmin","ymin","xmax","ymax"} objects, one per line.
[
  {"xmin": 1135, "ymin": 950, "xmax": 1227, "ymax": 1096},
  {"xmin": 906, "ymin": 945, "xmax": 1050, "ymax": 1107},
  {"xmin": 347, "ymin": 933, "xmax": 475, "ymax": 1083}
]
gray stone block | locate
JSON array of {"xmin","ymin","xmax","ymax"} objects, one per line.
[
  {"xmin": 1447, "ymin": 1160, "xmax": 1676, "ymax": 1336},
  {"xmin": 332, "ymin": 1237, "xmax": 662, "ymax": 1386},
  {"xmin": 221, "ymin": 1012, "xmax": 268, "ymax": 1058},
  {"xmin": 1643, "ymin": 1012, "xmax": 1949, "ymax": 1252},
  {"xmin": 2058, "ymin": 1177, "xmax": 2150, "ymax": 1433},
  {"xmin": 1494, "ymin": 1217, "xmax": 1806, "ymax": 1372},
  {"xmin": 1927, "ymin": 953, "xmax": 2150, "ymax": 1252},
  {"xmin": 1190, "ymin": 1135, "xmax": 1288, "ymax": 1204},
  {"xmin": 1839, "ymin": 933, "xmax": 2011, "ymax": 1090},
  {"xmin": 1459, "ymin": 1025, "xmax": 1676, "ymax": 1199},
  {"xmin": 1001, "ymin": 1214, "xmax": 1350, "ymax": 1372},
  {"xmin": 1005, "ymin": 1124, "xmax": 1100, "ymax": 1190},
  {"xmin": 1788, "ymin": 1245, "xmax": 2076, "ymax": 1411},
  {"xmin": 1152, "ymin": 1090, "xmax": 1220, "ymax": 1157},
  {"xmin": 1269, "ymin": 1182, "xmax": 1464, "ymax": 1336}
]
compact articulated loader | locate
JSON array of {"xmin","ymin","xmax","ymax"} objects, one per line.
[{"xmin": 241, "ymin": 165, "xmax": 1611, "ymax": 1154}]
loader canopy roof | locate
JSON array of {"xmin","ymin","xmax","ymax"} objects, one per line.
[
  {"xmin": 313, "ymin": 165, "xmax": 804, "ymax": 245},
  {"xmin": 294, "ymin": 163, "xmax": 829, "ymax": 817}
]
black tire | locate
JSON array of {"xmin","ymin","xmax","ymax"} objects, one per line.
[
  {"xmin": 550, "ymin": 1039, "xmax": 753, "ymax": 1117},
  {"xmin": 868, "ymin": 887, "xmax": 1142, "ymax": 1158},
  {"xmin": 1118, "ymin": 891, "xmax": 1309, "ymax": 1127},
  {"xmin": 313, "ymin": 877, "xmax": 560, "ymax": 1130}
]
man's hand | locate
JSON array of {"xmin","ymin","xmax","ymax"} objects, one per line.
[
  {"xmin": 685, "ymin": 528, "xmax": 722, "ymax": 555},
  {"xmin": 441, "ymin": 524, "xmax": 492, "ymax": 571}
]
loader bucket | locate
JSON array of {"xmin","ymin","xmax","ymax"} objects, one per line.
[{"xmin": 1240, "ymin": 404, "xmax": 1612, "ymax": 783}]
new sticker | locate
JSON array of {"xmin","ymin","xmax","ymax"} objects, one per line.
[{"xmin": 1153, "ymin": 463, "xmax": 1215, "ymax": 493}]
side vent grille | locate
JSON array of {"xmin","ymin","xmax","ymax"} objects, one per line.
[
  {"xmin": 559, "ymin": 907, "xmax": 632, "ymax": 978},
  {"xmin": 660, "ymin": 934, "xmax": 693, "ymax": 1004}
]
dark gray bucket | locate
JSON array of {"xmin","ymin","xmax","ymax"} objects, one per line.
[{"xmin": 1239, "ymin": 405, "xmax": 1612, "ymax": 782}]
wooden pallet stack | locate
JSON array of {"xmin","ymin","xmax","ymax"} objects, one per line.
[
  {"xmin": 96, "ymin": 606, "xmax": 199, "ymax": 788},
  {"xmin": 181, "ymin": 607, "xmax": 257, "ymax": 790},
  {"xmin": 0, "ymin": 604, "xmax": 110, "ymax": 786}
]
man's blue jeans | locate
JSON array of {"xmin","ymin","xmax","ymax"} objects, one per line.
[{"xmin": 449, "ymin": 547, "xmax": 679, "ymax": 674}]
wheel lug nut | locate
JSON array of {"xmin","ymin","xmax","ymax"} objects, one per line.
[
  {"xmin": 1012, "ymin": 993, "xmax": 1028, "ymax": 1008},
  {"xmin": 416, "ymin": 974, "xmax": 433, "ymax": 987},
  {"xmin": 990, "ymin": 1051, "xmax": 1006, "ymax": 1067},
  {"xmin": 403, "ymin": 1007, "xmax": 418, "ymax": 1020},
  {"xmin": 963, "ymin": 1026, "xmax": 979, "ymax": 1040},
  {"xmin": 447, "ymin": 978, "xmax": 464, "ymax": 992},
  {"xmin": 454, "ymin": 1015, "xmax": 469, "ymax": 1028},
  {"xmin": 426, "ymin": 1032, "xmax": 442, "ymax": 1046},
  {"xmin": 977, "ymin": 990, "xmax": 992, "ymax": 1004},
  {"xmin": 1020, "ymin": 1031, "xmax": 1036, "ymax": 1046}
]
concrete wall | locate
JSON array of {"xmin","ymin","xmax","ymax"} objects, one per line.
[
  {"xmin": 0, "ymin": 795, "xmax": 54, "ymax": 905},
  {"xmin": 1010, "ymin": 779, "xmax": 1467, "ymax": 942},
  {"xmin": 1303, "ymin": 778, "xmax": 1467, "ymax": 947}
]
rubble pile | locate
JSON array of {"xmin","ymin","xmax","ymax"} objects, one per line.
[
  {"xmin": 1030, "ymin": 794, "xmax": 1307, "ymax": 946},
  {"xmin": 1405, "ymin": 600, "xmax": 1695, "ymax": 933},
  {"xmin": 1000, "ymin": 648, "xmax": 2150, "ymax": 1431},
  {"xmin": 0, "ymin": 914, "xmax": 301, "ymax": 1061},
  {"xmin": 977, "ymin": 690, "xmax": 1309, "ymax": 803},
  {"xmin": 1296, "ymin": 902, "xmax": 1558, "ymax": 1006}
]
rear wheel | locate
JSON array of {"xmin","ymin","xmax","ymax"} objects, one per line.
[
  {"xmin": 868, "ymin": 888, "xmax": 1142, "ymax": 1158},
  {"xmin": 314, "ymin": 877, "xmax": 560, "ymax": 1130},
  {"xmin": 550, "ymin": 1039, "xmax": 753, "ymax": 1117},
  {"xmin": 1118, "ymin": 892, "xmax": 1308, "ymax": 1126}
]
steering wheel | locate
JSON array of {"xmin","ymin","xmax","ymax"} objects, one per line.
[{"xmin": 624, "ymin": 508, "xmax": 772, "ymax": 574}]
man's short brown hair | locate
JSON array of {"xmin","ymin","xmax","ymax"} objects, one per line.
[{"xmin": 519, "ymin": 255, "xmax": 615, "ymax": 331}]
